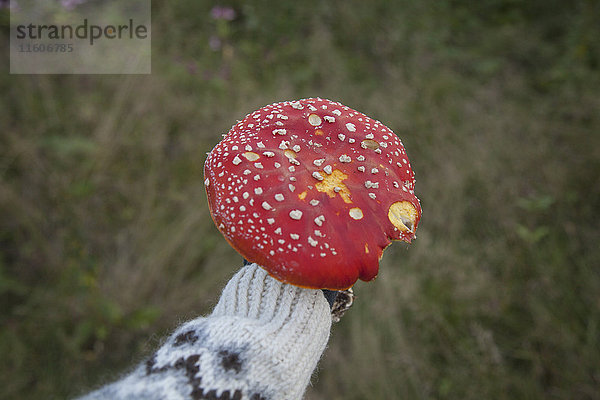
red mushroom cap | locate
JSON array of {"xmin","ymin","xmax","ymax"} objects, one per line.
[{"xmin": 204, "ymin": 98, "xmax": 421, "ymax": 289}]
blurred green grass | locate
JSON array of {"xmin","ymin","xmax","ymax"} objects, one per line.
[{"xmin": 1, "ymin": 0, "xmax": 599, "ymax": 399}]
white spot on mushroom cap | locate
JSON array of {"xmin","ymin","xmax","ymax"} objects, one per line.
[
  {"xmin": 346, "ymin": 123, "xmax": 356, "ymax": 132},
  {"xmin": 232, "ymin": 156, "xmax": 242, "ymax": 165},
  {"xmin": 312, "ymin": 171, "xmax": 324, "ymax": 181},
  {"xmin": 323, "ymin": 165, "xmax": 333, "ymax": 175},
  {"xmin": 289, "ymin": 158, "xmax": 300, "ymax": 166},
  {"xmin": 308, "ymin": 114, "xmax": 322, "ymax": 126},
  {"xmin": 313, "ymin": 158, "xmax": 325, "ymax": 167},
  {"xmin": 275, "ymin": 193, "xmax": 285, "ymax": 201},
  {"xmin": 339, "ymin": 154, "xmax": 352, "ymax": 163},
  {"xmin": 267, "ymin": 218, "xmax": 275, "ymax": 225},
  {"xmin": 262, "ymin": 201, "xmax": 272, "ymax": 210},
  {"xmin": 349, "ymin": 207, "xmax": 364, "ymax": 220},
  {"xmin": 254, "ymin": 187, "xmax": 263, "ymax": 195},
  {"xmin": 289, "ymin": 210, "xmax": 303, "ymax": 220}
]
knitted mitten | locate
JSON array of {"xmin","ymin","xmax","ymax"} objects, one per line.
[{"xmin": 78, "ymin": 263, "xmax": 332, "ymax": 400}]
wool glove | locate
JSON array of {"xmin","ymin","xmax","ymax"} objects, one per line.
[{"xmin": 78, "ymin": 263, "xmax": 332, "ymax": 400}]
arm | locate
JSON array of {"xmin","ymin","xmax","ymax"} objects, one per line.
[{"xmin": 78, "ymin": 263, "xmax": 332, "ymax": 400}]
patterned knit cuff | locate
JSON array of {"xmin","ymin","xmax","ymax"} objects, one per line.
[{"xmin": 77, "ymin": 264, "xmax": 332, "ymax": 400}]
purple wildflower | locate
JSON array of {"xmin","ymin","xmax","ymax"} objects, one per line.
[{"xmin": 210, "ymin": 6, "xmax": 235, "ymax": 21}]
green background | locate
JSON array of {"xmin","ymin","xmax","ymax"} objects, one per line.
[{"xmin": 1, "ymin": 0, "xmax": 599, "ymax": 398}]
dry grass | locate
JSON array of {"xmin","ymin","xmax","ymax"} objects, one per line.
[{"xmin": 1, "ymin": 1, "xmax": 599, "ymax": 399}]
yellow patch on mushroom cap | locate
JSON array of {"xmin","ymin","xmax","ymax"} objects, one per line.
[
  {"xmin": 284, "ymin": 149, "xmax": 297, "ymax": 159},
  {"xmin": 388, "ymin": 201, "xmax": 417, "ymax": 232},
  {"xmin": 315, "ymin": 169, "xmax": 352, "ymax": 203}
]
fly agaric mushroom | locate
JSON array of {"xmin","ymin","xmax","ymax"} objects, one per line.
[{"xmin": 204, "ymin": 98, "xmax": 421, "ymax": 290}]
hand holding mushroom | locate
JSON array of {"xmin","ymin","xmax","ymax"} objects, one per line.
[{"xmin": 78, "ymin": 98, "xmax": 420, "ymax": 400}]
